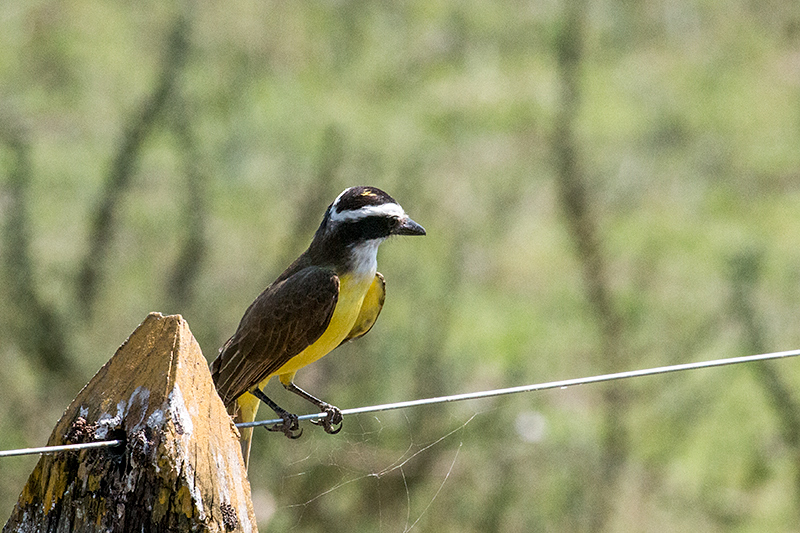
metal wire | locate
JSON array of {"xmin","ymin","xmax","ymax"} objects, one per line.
[
  {"xmin": 236, "ymin": 348, "xmax": 800, "ymax": 428},
  {"xmin": 1, "ymin": 348, "xmax": 798, "ymax": 457},
  {"xmin": 0, "ymin": 439, "xmax": 125, "ymax": 458}
]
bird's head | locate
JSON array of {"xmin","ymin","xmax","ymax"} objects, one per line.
[
  {"xmin": 312, "ymin": 186, "xmax": 425, "ymax": 273},
  {"xmin": 324, "ymin": 186, "xmax": 425, "ymax": 239}
]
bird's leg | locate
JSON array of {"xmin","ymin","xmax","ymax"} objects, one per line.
[
  {"xmin": 250, "ymin": 387, "xmax": 303, "ymax": 439},
  {"xmin": 281, "ymin": 381, "xmax": 343, "ymax": 434}
]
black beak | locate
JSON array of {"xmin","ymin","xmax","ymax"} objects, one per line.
[{"xmin": 393, "ymin": 217, "xmax": 426, "ymax": 236}]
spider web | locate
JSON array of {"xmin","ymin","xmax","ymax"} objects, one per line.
[{"xmin": 253, "ymin": 411, "xmax": 477, "ymax": 532}]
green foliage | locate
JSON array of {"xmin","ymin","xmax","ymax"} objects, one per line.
[{"xmin": 2, "ymin": 0, "xmax": 800, "ymax": 531}]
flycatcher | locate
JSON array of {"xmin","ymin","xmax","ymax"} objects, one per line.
[{"xmin": 211, "ymin": 186, "xmax": 425, "ymax": 466}]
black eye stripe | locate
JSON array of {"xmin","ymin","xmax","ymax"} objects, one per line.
[{"xmin": 341, "ymin": 215, "xmax": 395, "ymax": 241}]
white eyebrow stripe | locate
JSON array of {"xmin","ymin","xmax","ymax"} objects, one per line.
[
  {"xmin": 329, "ymin": 202, "xmax": 406, "ymax": 222},
  {"xmin": 331, "ymin": 188, "xmax": 349, "ymax": 208}
]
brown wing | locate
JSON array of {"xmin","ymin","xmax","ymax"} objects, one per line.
[
  {"xmin": 338, "ymin": 272, "xmax": 385, "ymax": 346},
  {"xmin": 211, "ymin": 267, "xmax": 340, "ymax": 407}
]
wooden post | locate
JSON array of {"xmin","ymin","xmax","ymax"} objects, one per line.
[{"xmin": 3, "ymin": 313, "xmax": 257, "ymax": 533}]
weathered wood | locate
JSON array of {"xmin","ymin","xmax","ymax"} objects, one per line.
[{"xmin": 3, "ymin": 312, "xmax": 257, "ymax": 533}]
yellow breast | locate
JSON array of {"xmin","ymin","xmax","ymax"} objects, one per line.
[{"xmin": 271, "ymin": 272, "xmax": 374, "ymax": 378}]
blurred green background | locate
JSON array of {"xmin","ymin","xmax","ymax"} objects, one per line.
[{"xmin": 2, "ymin": 1, "xmax": 800, "ymax": 531}]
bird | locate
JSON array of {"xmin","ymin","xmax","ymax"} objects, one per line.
[{"xmin": 210, "ymin": 186, "xmax": 425, "ymax": 466}]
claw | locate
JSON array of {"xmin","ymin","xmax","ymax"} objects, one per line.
[
  {"xmin": 267, "ymin": 412, "xmax": 303, "ymax": 439},
  {"xmin": 310, "ymin": 403, "xmax": 343, "ymax": 434}
]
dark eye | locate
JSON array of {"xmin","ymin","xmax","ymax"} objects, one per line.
[{"xmin": 344, "ymin": 216, "xmax": 393, "ymax": 241}]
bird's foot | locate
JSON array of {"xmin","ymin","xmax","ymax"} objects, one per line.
[
  {"xmin": 267, "ymin": 412, "xmax": 303, "ymax": 439},
  {"xmin": 310, "ymin": 403, "xmax": 343, "ymax": 434}
]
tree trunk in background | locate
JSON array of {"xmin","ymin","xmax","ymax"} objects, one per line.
[
  {"xmin": 552, "ymin": 3, "xmax": 630, "ymax": 531},
  {"xmin": 77, "ymin": 14, "xmax": 191, "ymax": 319},
  {"xmin": 728, "ymin": 249, "xmax": 800, "ymax": 513},
  {"xmin": 0, "ymin": 114, "xmax": 72, "ymax": 376}
]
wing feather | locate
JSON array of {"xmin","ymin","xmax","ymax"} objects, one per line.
[{"xmin": 211, "ymin": 267, "xmax": 339, "ymax": 407}]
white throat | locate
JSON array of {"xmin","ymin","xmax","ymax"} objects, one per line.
[{"xmin": 348, "ymin": 238, "xmax": 382, "ymax": 278}]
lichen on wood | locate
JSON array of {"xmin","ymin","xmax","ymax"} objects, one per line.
[{"xmin": 3, "ymin": 313, "xmax": 257, "ymax": 533}]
